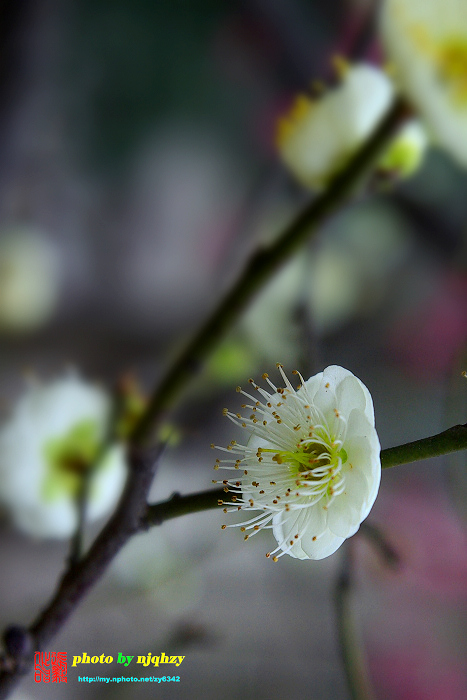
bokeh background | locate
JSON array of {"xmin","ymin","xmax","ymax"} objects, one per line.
[{"xmin": 0, "ymin": 0, "xmax": 466, "ymax": 698}]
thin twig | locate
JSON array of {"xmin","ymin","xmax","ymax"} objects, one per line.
[
  {"xmin": 0, "ymin": 446, "xmax": 161, "ymax": 699},
  {"xmin": 380, "ymin": 423, "xmax": 467, "ymax": 468},
  {"xmin": 0, "ymin": 97, "xmax": 421, "ymax": 698},
  {"xmin": 335, "ymin": 543, "xmax": 375, "ymax": 700},
  {"xmin": 359, "ymin": 522, "xmax": 399, "ymax": 569},
  {"xmin": 67, "ymin": 473, "xmax": 90, "ymax": 568},
  {"xmin": 142, "ymin": 425, "xmax": 467, "ymax": 527}
]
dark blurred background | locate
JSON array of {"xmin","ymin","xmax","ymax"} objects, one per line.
[{"xmin": 0, "ymin": 1, "xmax": 466, "ymax": 698}]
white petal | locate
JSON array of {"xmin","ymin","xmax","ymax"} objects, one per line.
[
  {"xmin": 300, "ymin": 528, "xmax": 345, "ymax": 560},
  {"xmin": 277, "ymin": 64, "xmax": 394, "ymax": 189},
  {"xmin": 272, "ymin": 503, "xmax": 327, "ymax": 559},
  {"xmin": 302, "ymin": 370, "xmax": 324, "ymax": 399},
  {"xmin": 382, "ymin": 0, "xmax": 467, "ymax": 166},
  {"xmin": 14, "ymin": 496, "xmax": 77, "ymax": 538},
  {"xmin": 0, "ymin": 374, "xmax": 122, "ymax": 539},
  {"xmin": 87, "ymin": 445, "xmax": 127, "ymax": 521},
  {"xmin": 326, "ymin": 468, "xmax": 369, "ymax": 537},
  {"xmin": 346, "ymin": 408, "xmax": 378, "ymax": 442},
  {"xmin": 344, "ymin": 434, "xmax": 381, "ymax": 517}
]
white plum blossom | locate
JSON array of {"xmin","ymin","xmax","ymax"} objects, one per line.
[
  {"xmin": 214, "ymin": 365, "xmax": 381, "ymax": 560},
  {"xmin": 382, "ymin": 0, "xmax": 467, "ymax": 166},
  {"xmin": 0, "ymin": 374, "xmax": 127, "ymax": 538},
  {"xmin": 276, "ymin": 63, "xmax": 426, "ymax": 189}
]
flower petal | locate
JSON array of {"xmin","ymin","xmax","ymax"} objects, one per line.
[
  {"xmin": 382, "ymin": 0, "xmax": 467, "ymax": 166},
  {"xmin": 326, "ymin": 467, "xmax": 369, "ymax": 537},
  {"xmin": 272, "ymin": 503, "xmax": 327, "ymax": 559},
  {"xmin": 300, "ymin": 528, "xmax": 346, "ymax": 560}
]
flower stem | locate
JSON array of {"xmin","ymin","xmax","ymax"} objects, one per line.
[
  {"xmin": 130, "ymin": 98, "xmax": 409, "ymax": 448},
  {"xmin": 142, "ymin": 424, "xmax": 467, "ymax": 526},
  {"xmin": 380, "ymin": 423, "xmax": 467, "ymax": 468}
]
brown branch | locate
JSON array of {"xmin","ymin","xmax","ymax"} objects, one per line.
[
  {"xmin": 0, "ymin": 97, "xmax": 411, "ymax": 698},
  {"xmin": 0, "ymin": 446, "xmax": 160, "ymax": 699}
]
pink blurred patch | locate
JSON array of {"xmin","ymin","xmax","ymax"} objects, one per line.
[
  {"xmin": 360, "ymin": 484, "xmax": 467, "ymax": 600},
  {"xmin": 369, "ymin": 647, "xmax": 467, "ymax": 700},
  {"xmin": 387, "ymin": 273, "xmax": 467, "ymax": 377},
  {"xmin": 331, "ymin": 10, "xmax": 384, "ymax": 66}
]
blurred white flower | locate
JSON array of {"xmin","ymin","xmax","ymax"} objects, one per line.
[
  {"xmin": 0, "ymin": 375, "xmax": 126, "ymax": 538},
  {"xmin": 382, "ymin": 0, "xmax": 467, "ymax": 166},
  {"xmin": 0, "ymin": 226, "xmax": 60, "ymax": 332},
  {"xmin": 214, "ymin": 365, "xmax": 380, "ymax": 560},
  {"xmin": 276, "ymin": 64, "xmax": 393, "ymax": 189}
]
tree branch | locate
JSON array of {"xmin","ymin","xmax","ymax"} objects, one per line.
[
  {"xmin": 0, "ymin": 446, "xmax": 160, "ymax": 699},
  {"xmin": 130, "ymin": 98, "xmax": 409, "ymax": 448},
  {"xmin": 142, "ymin": 424, "xmax": 467, "ymax": 527},
  {"xmin": 0, "ymin": 97, "xmax": 422, "ymax": 699},
  {"xmin": 380, "ymin": 423, "xmax": 467, "ymax": 468}
]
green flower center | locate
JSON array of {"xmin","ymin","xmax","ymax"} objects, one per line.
[
  {"xmin": 42, "ymin": 420, "xmax": 101, "ymax": 501},
  {"xmin": 261, "ymin": 438, "xmax": 347, "ymax": 498}
]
